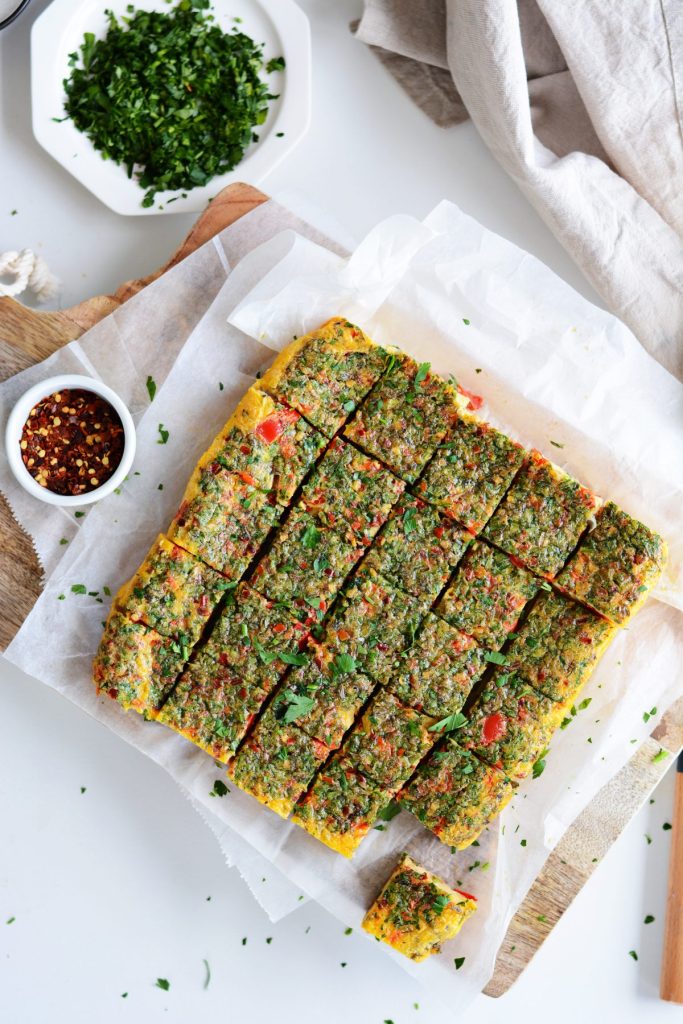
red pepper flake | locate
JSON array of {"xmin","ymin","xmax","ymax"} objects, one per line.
[{"xmin": 19, "ymin": 389, "xmax": 124, "ymax": 496}]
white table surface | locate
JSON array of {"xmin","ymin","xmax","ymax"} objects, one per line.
[{"xmin": 0, "ymin": 2, "xmax": 679, "ymax": 1021}]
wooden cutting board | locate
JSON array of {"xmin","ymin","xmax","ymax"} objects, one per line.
[{"xmin": 1, "ymin": 180, "xmax": 680, "ymax": 997}]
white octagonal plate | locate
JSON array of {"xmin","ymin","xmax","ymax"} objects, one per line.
[{"xmin": 31, "ymin": 0, "xmax": 310, "ymax": 216}]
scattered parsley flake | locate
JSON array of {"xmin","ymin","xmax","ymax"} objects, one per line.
[
  {"xmin": 628, "ymin": 950, "xmax": 638, "ymax": 961},
  {"xmin": 344, "ymin": 927, "xmax": 353, "ymax": 935},
  {"xmin": 74, "ymin": 510, "xmax": 85, "ymax": 518},
  {"xmin": 645, "ymin": 833, "xmax": 652, "ymax": 844},
  {"xmin": 532, "ymin": 749, "xmax": 549, "ymax": 778},
  {"xmin": 266, "ymin": 55, "xmax": 286, "ymax": 72},
  {"xmin": 429, "ymin": 711, "xmax": 468, "ymax": 734},
  {"xmin": 414, "ymin": 362, "xmax": 430, "ymax": 385},
  {"xmin": 241, "ymin": 937, "xmax": 247, "ymax": 946},
  {"xmin": 643, "ymin": 706, "xmax": 657, "ymax": 723},
  {"xmin": 58, "ymin": 594, "xmax": 65, "ymax": 601},
  {"xmin": 146, "ymin": 375, "xmax": 156, "ymax": 402},
  {"xmin": 644, "ymin": 915, "xmax": 655, "ymax": 924},
  {"xmin": 218, "ymin": 382, "xmax": 224, "ymax": 391},
  {"xmin": 209, "ymin": 779, "xmax": 229, "ymax": 798},
  {"xmin": 59, "ymin": 537, "xmax": 69, "ymax": 545},
  {"xmin": 121, "ymin": 992, "xmax": 128, "ymax": 998},
  {"xmin": 484, "ymin": 650, "xmax": 507, "ymax": 665},
  {"xmin": 520, "ymin": 838, "xmax": 527, "ymax": 847},
  {"xmin": 376, "ymin": 800, "xmax": 402, "ymax": 822},
  {"xmin": 266, "ymin": 936, "xmax": 272, "ymax": 944},
  {"xmin": 203, "ymin": 959, "xmax": 211, "ymax": 989},
  {"xmin": 652, "ymin": 748, "xmax": 669, "ymax": 764},
  {"xmin": 462, "ymin": 318, "xmax": 470, "ymax": 325},
  {"xmin": 6, "ymin": 916, "xmax": 15, "ymax": 925},
  {"xmin": 663, "ymin": 822, "xmax": 672, "ymax": 831},
  {"xmin": 80, "ymin": 786, "xmax": 86, "ymax": 794},
  {"xmin": 340, "ymin": 961, "xmax": 347, "ymax": 968},
  {"xmin": 454, "ymin": 956, "xmax": 465, "ymax": 970},
  {"xmin": 281, "ymin": 690, "xmax": 316, "ymax": 724},
  {"xmin": 157, "ymin": 423, "xmax": 169, "ymax": 445},
  {"xmin": 537, "ymin": 914, "xmax": 547, "ymax": 923},
  {"xmin": 550, "ymin": 440, "xmax": 564, "ymax": 449},
  {"xmin": 155, "ymin": 978, "xmax": 170, "ymax": 991},
  {"xmin": 71, "ymin": 584, "xmax": 87, "ymax": 594}
]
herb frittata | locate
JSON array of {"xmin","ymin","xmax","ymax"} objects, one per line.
[
  {"xmin": 228, "ymin": 705, "xmax": 330, "ymax": 819},
  {"xmin": 157, "ymin": 651, "xmax": 268, "ymax": 762},
  {"xmin": 482, "ymin": 451, "xmax": 599, "ymax": 577},
  {"xmin": 389, "ymin": 613, "xmax": 487, "ymax": 718},
  {"xmin": 202, "ymin": 583, "xmax": 308, "ymax": 691},
  {"xmin": 259, "ymin": 317, "xmax": 389, "ymax": 437},
  {"xmin": 362, "ymin": 496, "xmax": 472, "ymax": 601},
  {"xmin": 417, "ymin": 413, "xmax": 525, "ymax": 531},
  {"xmin": 115, "ymin": 534, "xmax": 225, "ymax": 642},
  {"xmin": 345, "ymin": 354, "xmax": 462, "ymax": 482},
  {"xmin": 324, "ymin": 566, "xmax": 430, "ymax": 685},
  {"xmin": 436, "ymin": 540, "xmax": 539, "ymax": 648},
  {"xmin": 503, "ymin": 590, "xmax": 616, "ymax": 702},
  {"xmin": 556, "ymin": 500, "xmax": 667, "ymax": 624},
  {"xmin": 197, "ymin": 387, "xmax": 326, "ymax": 505},
  {"xmin": 459, "ymin": 671, "xmax": 571, "ymax": 778},
  {"xmin": 400, "ymin": 741, "xmax": 515, "ymax": 850},
  {"xmin": 300, "ymin": 436, "xmax": 405, "ymax": 545},
  {"xmin": 168, "ymin": 469, "xmax": 282, "ymax": 578},
  {"xmin": 93, "ymin": 610, "xmax": 187, "ymax": 714},
  {"xmin": 362, "ymin": 853, "xmax": 477, "ymax": 961},
  {"xmin": 279, "ymin": 642, "xmax": 375, "ymax": 749},
  {"xmin": 98, "ymin": 317, "xmax": 665, "ymax": 872},
  {"xmin": 250, "ymin": 505, "xmax": 364, "ymax": 615},
  {"xmin": 293, "ymin": 755, "xmax": 397, "ymax": 857},
  {"xmin": 342, "ymin": 689, "xmax": 434, "ymax": 788}
]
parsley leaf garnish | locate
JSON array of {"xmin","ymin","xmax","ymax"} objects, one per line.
[
  {"xmin": 155, "ymin": 978, "xmax": 170, "ymax": 991},
  {"xmin": 281, "ymin": 690, "xmax": 316, "ymax": 723},
  {"xmin": 209, "ymin": 780, "xmax": 229, "ymax": 798},
  {"xmin": 429, "ymin": 711, "xmax": 468, "ymax": 733},
  {"xmin": 414, "ymin": 362, "xmax": 430, "ymax": 386},
  {"xmin": 146, "ymin": 375, "xmax": 156, "ymax": 401},
  {"xmin": 156, "ymin": 423, "xmax": 169, "ymax": 445}
]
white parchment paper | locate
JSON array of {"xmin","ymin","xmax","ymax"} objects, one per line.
[{"xmin": 3, "ymin": 199, "xmax": 683, "ymax": 1011}]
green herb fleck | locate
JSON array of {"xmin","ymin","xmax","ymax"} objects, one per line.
[
  {"xmin": 644, "ymin": 915, "xmax": 655, "ymax": 924},
  {"xmin": 202, "ymin": 959, "xmax": 210, "ymax": 989},
  {"xmin": 155, "ymin": 978, "xmax": 170, "ymax": 991},
  {"xmin": 550, "ymin": 440, "xmax": 564, "ymax": 449},
  {"xmin": 344, "ymin": 927, "xmax": 353, "ymax": 935},
  {"xmin": 157, "ymin": 424, "xmax": 169, "ymax": 445},
  {"xmin": 59, "ymin": 537, "xmax": 69, "ymax": 545},
  {"xmin": 663, "ymin": 822, "xmax": 672, "ymax": 830},
  {"xmin": 414, "ymin": 362, "xmax": 430, "ymax": 386},
  {"xmin": 628, "ymin": 950, "xmax": 638, "ymax": 961},
  {"xmin": 6, "ymin": 916, "xmax": 15, "ymax": 925},
  {"xmin": 454, "ymin": 956, "xmax": 465, "ymax": 970},
  {"xmin": 209, "ymin": 779, "xmax": 229, "ymax": 798},
  {"xmin": 652, "ymin": 748, "xmax": 669, "ymax": 764},
  {"xmin": 429, "ymin": 711, "xmax": 468, "ymax": 734},
  {"xmin": 74, "ymin": 511, "xmax": 85, "ymax": 518},
  {"xmin": 281, "ymin": 690, "xmax": 316, "ymax": 724},
  {"xmin": 71, "ymin": 584, "xmax": 87, "ymax": 594},
  {"xmin": 146, "ymin": 375, "xmax": 156, "ymax": 402},
  {"xmin": 266, "ymin": 55, "xmax": 286, "ymax": 72}
]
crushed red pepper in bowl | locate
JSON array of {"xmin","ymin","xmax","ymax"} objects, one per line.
[{"xmin": 19, "ymin": 388, "xmax": 125, "ymax": 496}]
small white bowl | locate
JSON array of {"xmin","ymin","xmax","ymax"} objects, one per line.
[{"xmin": 5, "ymin": 374, "xmax": 136, "ymax": 507}]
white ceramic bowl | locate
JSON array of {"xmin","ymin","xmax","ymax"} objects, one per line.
[
  {"xmin": 5, "ymin": 374, "xmax": 136, "ymax": 507},
  {"xmin": 31, "ymin": 0, "xmax": 311, "ymax": 216}
]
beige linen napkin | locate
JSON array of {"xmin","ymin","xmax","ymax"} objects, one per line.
[{"xmin": 354, "ymin": 0, "xmax": 683, "ymax": 380}]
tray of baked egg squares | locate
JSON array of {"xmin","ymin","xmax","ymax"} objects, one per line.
[{"xmin": 93, "ymin": 316, "xmax": 666, "ymax": 962}]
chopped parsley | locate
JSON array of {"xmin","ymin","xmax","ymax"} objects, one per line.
[
  {"xmin": 6, "ymin": 916, "xmax": 15, "ymax": 925},
  {"xmin": 157, "ymin": 423, "xmax": 169, "ymax": 445},
  {"xmin": 652, "ymin": 748, "xmax": 669, "ymax": 764},
  {"xmin": 209, "ymin": 779, "xmax": 229, "ymax": 798},
  {"xmin": 644, "ymin": 915, "xmax": 655, "ymax": 924},
  {"xmin": 62, "ymin": 4, "xmax": 281, "ymax": 207},
  {"xmin": 203, "ymin": 959, "xmax": 211, "ymax": 989},
  {"xmin": 155, "ymin": 978, "xmax": 170, "ymax": 991},
  {"xmin": 146, "ymin": 375, "xmax": 156, "ymax": 402},
  {"xmin": 628, "ymin": 950, "xmax": 638, "ymax": 961},
  {"xmin": 70, "ymin": 584, "xmax": 87, "ymax": 594},
  {"xmin": 643, "ymin": 706, "xmax": 657, "ymax": 723},
  {"xmin": 454, "ymin": 956, "xmax": 465, "ymax": 969}
]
